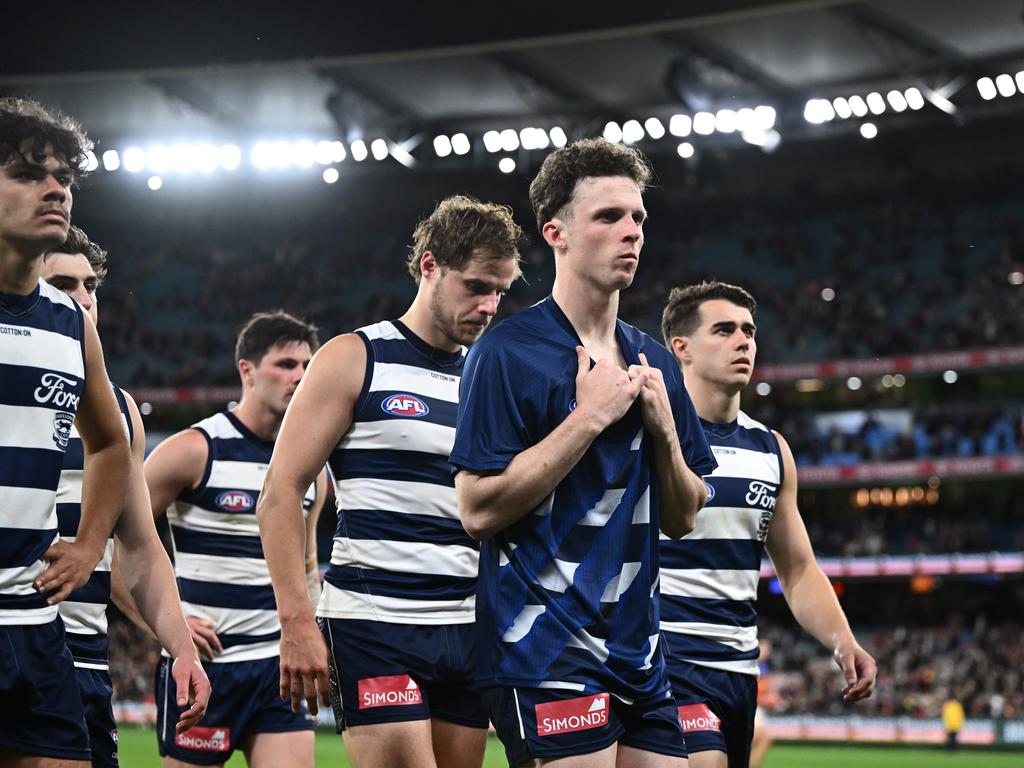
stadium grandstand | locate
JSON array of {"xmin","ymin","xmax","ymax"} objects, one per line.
[{"xmin": 3, "ymin": 1, "xmax": 1024, "ymax": 765}]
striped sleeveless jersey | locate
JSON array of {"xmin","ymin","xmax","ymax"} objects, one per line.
[
  {"xmin": 660, "ymin": 410, "xmax": 783, "ymax": 676},
  {"xmin": 319, "ymin": 319, "xmax": 477, "ymax": 624},
  {"xmin": 0, "ymin": 279, "xmax": 85, "ymax": 625},
  {"xmin": 168, "ymin": 411, "xmax": 316, "ymax": 662},
  {"xmin": 56, "ymin": 386, "xmax": 133, "ymax": 669}
]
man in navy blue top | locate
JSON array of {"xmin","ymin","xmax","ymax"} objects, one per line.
[{"xmin": 451, "ymin": 138, "xmax": 717, "ymax": 767}]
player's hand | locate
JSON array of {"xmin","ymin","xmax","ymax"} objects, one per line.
[
  {"xmin": 279, "ymin": 617, "xmax": 331, "ymax": 715},
  {"xmin": 171, "ymin": 654, "xmax": 212, "ymax": 734},
  {"xmin": 35, "ymin": 539, "xmax": 105, "ymax": 604},
  {"xmin": 835, "ymin": 641, "xmax": 877, "ymax": 701},
  {"xmin": 573, "ymin": 346, "xmax": 646, "ymax": 431},
  {"xmin": 628, "ymin": 352, "xmax": 675, "ymax": 442},
  {"xmin": 187, "ymin": 616, "xmax": 223, "ymax": 660}
]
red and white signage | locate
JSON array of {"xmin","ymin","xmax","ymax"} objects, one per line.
[
  {"xmin": 678, "ymin": 703, "xmax": 722, "ymax": 733},
  {"xmin": 358, "ymin": 675, "xmax": 422, "ymax": 709},
  {"xmin": 175, "ymin": 726, "xmax": 230, "ymax": 752},
  {"xmin": 536, "ymin": 693, "xmax": 610, "ymax": 736}
]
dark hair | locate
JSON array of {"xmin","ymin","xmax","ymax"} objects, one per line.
[
  {"xmin": 0, "ymin": 97, "xmax": 92, "ymax": 178},
  {"xmin": 661, "ymin": 281, "xmax": 758, "ymax": 345},
  {"xmin": 45, "ymin": 225, "xmax": 107, "ymax": 284},
  {"xmin": 528, "ymin": 137, "xmax": 652, "ymax": 233},
  {"xmin": 235, "ymin": 311, "xmax": 319, "ymax": 365},
  {"xmin": 407, "ymin": 194, "xmax": 523, "ymax": 283}
]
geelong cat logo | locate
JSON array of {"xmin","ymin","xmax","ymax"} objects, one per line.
[
  {"xmin": 216, "ymin": 490, "xmax": 255, "ymax": 511},
  {"xmin": 52, "ymin": 412, "xmax": 74, "ymax": 450},
  {"xmin": 381, "ymin": 393, "xmax": 429, "ymax": 417}
]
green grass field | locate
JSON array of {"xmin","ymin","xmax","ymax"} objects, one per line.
[{"xmin": 116, "ymin": 728, "xmax": 1023, "ymax": 767}]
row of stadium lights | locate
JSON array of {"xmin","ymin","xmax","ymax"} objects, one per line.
[
  {"xmin": 755, "ymin": 369, "xmax": 966, "ymax": 397},
  {"xmin": 601, "ymin": 107, "xmax": 780, "ymax": 158},
  {"xmin": 976, "ymin": 72, "xmax": 1024, "ymax": 100},
  {"xmin": 803, "ymin": 86, "xmax": 927, "ymax": 140}
]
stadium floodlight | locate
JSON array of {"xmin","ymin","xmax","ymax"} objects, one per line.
[
  {"xmin": 171, "ymin": 143, "xmax": 196, "ymax": 174},
  {"xmin": 219, "ymin": 144, "xmax": 241, "ymax": 170},
  {"xmin": 1016, "ymin": 71, "xmax": 1024, "ymax": 94},
  {"xmin": 322, "ymin": 168, "xmax": 340, "ymax": 184},
  {"xmin": 886, "ymin": 90, "xmax": 908, "ymax": 112},
  {"xmin": 866, "ymin": 92, "xmax": 886, "ymax": 115},
  {"xmin": 803, "ymin": 99, "xmax": 833, "ymax": 124},
  {"xmin": 146, "ymin": 145, "xmax": 171, "ymax": 173},
  {"xmin": 83, "ymin": 150, "xmax": 98, "ymax": 173},
  {"xmin": 832, "ymin": 97, "xmax": 853, "ymax": 119},
  {"xmin": 292, "ymin": 140, "xmax": 316, "ymax": 167},
  {"xmin": 314, "ymin": 140, "xmax": 345, "ymax": 165},
  {"xmin": 714, "ymin": 109, "xmax": 737, "ymax": 134},
  {"xmin": 848, "ymin": 95, "xmax": 868, "ymax": 117},
  {"xmin": 549, "ymin": 126, "xmax": 568, "ymax": 148},
  {"xmin": 892, "ymin": 374, "xmax": 906, "ymax": 387},
  {"xmin": 755, "ymin": 382, "xmax": 771, "ymax": 396},
  {"xmin": 942, "ymin": 370, "xmax": 958, "ymax": 384},
  {"xmin": 433, "ymin": 135, "xmax": 452, "ymax": 158},
  {"xmin": 451, "ymin": 133, "xmax": 471, "ymax": 155},
  {"xmin": 754, "ymin": 105, "xmax": 776, "ymax": 130},
  {"xmin": 483, "ymin": 130, "xmax": 502, "ymax": 153},
  {"xmin": 125, "ymin": 148, "xmax": 146, "ymax": 173},
  {"xmin": 621, "ymin": 119, "xmax": 644, "ymax": 144},
  {"xmin": 195, "ymin": 144, "xmax": 219, "ymax": 173},
  {"xmin": 995, "ymin": 73, "xmax": 1016, "ymax": 98},
  {"xmin": 389, "ymin": 139, "xmax": 417, "ymax": 168},
  {"xmin": 676, "ymin": 142, "xmax": 694, "ymax": 159},
  {"xmin": 740, "ymin": 129, "xmax": 780, "ymax": 152},
  {"xmin": 860, "ymin": 122, "xmax": 878, "ymax": 139},
  {"xmin": 603, "ymin": 121, "xmax": 623, "ymax": 143},
  {"xmin": 370, "ymin": 139, "xmax": 388, "ymax": 161},
  {"xmin": 693, "ymin": 111, "xmax": 715, "ymax": 135},
  {"xmin": 904, "ymin": 87, "xmax": 925, "ymax": 110},
  {"xmin": 821, "ymin": 287, "xmax": 835, "ymax": 301},
  {"xmin": 976, "ymin": 77, "xmax": 997, "ymax": 100},
  {"xmin": 101, "ymin": 149, "xmax": 120, "ymax": 172},
  {"xmin": 519, "ymin": 127, "xmax": 536, "ymax": 150},
  {"xmin": 669, "ymin": 114, "xmax": 692, "ymax": 137},
  {"xmin": 644, "ymin": 117, "xmax": 665, "ymax": 140},
  {"xmin": 735, "ymin": 108, "xmax": 755, "ymax": 132},
  {"xmin": 499, "ymin": 129, "xmax": 519, "ymax": 152},
  {"xmin": 846, "ymin": 376, "xmax": 862, "ymax": 391},
  {"xmin": 350, "ymin": 140, "xmax": 368, "ymax": 162},
  {"xmin": 147, "ymin": 175, "xmax": 163, "ymax": 191},
  {"xmin": 1008, "ymin": 271, "xmax": 1024, "ymax": 285},
  {"xmin": 498, "ymin": 157, "xmax": 515, "ymax": 174}
]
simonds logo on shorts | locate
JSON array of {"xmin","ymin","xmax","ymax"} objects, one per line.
[
  {"xmin": 678, "ymin": 703, "xmax": 722, "ymax": 733},
  {"xmin": 381, "ymin": 393, "xmax": 429, "ymax": 417},
  {"xmin": 175, "ymin": 726, "xmax": 230, "ymax": 752},
  {"xmin": 358, "ymin": 675, "xmax": 422, "ymax": 709},
  {"xmin": 536, "ymin": 693, "xmax": 610, "ymax": 736}
]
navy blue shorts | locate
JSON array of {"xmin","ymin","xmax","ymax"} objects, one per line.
[
  {"xmin": 76, "ymin": 666, "xmax": 119, "ymax": 767},
  {"xmin": 0, "ymin": 619, "xmax": 90, "ymax": 761},
  {"xmin": 320, "ymin": 617, "xmax": 487, "ymax": 731},
  {"xmin": 483, "ymin": 686, "xmax": 687, "ymax": 765},
  {"xmin": 667, "ymin": 658, "xmax": 757, "ymax": 768},
  {"xmin": 155, "ymin": 655, "xmax": 314, "ymax": 765}
]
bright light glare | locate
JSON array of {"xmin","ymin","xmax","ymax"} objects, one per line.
[
  {"xmin": 483, "ymin": 131, "xmax": 502, "ymax": 153},
  {"xmin": 714, "ymin": 109, "xmax": 737, "ymax": 133},
  {"xmin": 500, "ymin": 129, "xmax": 519, "ymax": 152},
  {"xmin": 977, "ymin": 77, "xmax": 997, "ymax": 100},
  {"xmin": 847, "ymin": 376, "xmax": 862, "ymax": 391},
  {"xmin": 677, "ymin": 142, "xmax": 694, "ymax": 159},
  {"xmin": 433, "ymin": 135, "xmax": 452, "ymax": 158},
  {"xmin": 669, "ymin": 114, "xmax": 692, "ymax": 137},
  {"xmin": 644, "ymin": 117, "xmax": 665, "ymax": 139},
  {"xmin": 904, "ymin": 88, "xmax": 925, "ymax": 110},
  {"xmin": 147, "ymin": 175, "xmax": 163, "ymax": 191},
  {"xmin": 886, "ymin": 90, "xmax": 908, "ymax": 112},
  {"xmin": 832, "ymin": 97, "xmax": 852, "ymax": 119},
  {"xmin": 292, "ymin": 140, "xmax": 316, "ymax": 167},
  {"xmin": 322, "ymin": 168, "xmax": 339, "ymax": 184},
  {"xmin": 603, "ymin": 121, "xmax": 623, "ymax": 143},
  {"xmin": 866, "ymin": 92, "xmax": 886, "ymax": 114},
  {"xmin": 498, "ymin": 157, "xmax": 515, "ymax": 174},
  {"xmin": 122, "ymin": 147, "xmax": 145, "ymax": 173},
  {"xmin": 996, "ymin": 73, "xmax": 1016, "ymax": 98},
  {"xmin": 146, "ymin": 145, "xmax": 171, "ymax": 173},
  {"xmin": 848, "ymin": 95, "xmax": 868, "ymax": 117},
  {"xmin": 101, "ymin": 150, "xmax": 120, "ymax": 171},
  {"xmin": 219, "ymin": 144, "xmax": 241, "ymax": 170},
  {"xmin": 350, "ymin": 140, "xmax": 368, "ymax": 161},
  {"xmin": 370, "ymin": 139, "xmax": 388, "ymax": 161},
  {"xmin": 860, "ymin": 123, "xmax": 878, "ymax": 139},
  {"xmin": 549, "ymin": 127, "xmax": 568, "ymax": 147},
  {"xmin": 693, "ymin": 112, "xmax": 715, "ymax": 135},
  {"xmin": 754, "ymin": 105, "xmax": 776, "ymax": 130},
  {"xmin": 622, "ymin": 120, "xmax": 644, "ymax": 144},
  {"xmin": 451, "ymin": 133, "xmax": 471, "ymax": 155}
]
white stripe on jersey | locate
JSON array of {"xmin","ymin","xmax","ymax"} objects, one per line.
[
  {"xmin": 600, "ymin": 561, "xmax": 642, "ymax": 603},
  {"xmin": 632, "ymin": 487, "xmax": 650, "ymax": 525},
  {"xmin": 0, "ymin": 557, "xmax": 58, "ymax": 624},
  {"xmin": 62, "ymin": 602, "xmax": 108, "ymax": 636},
  {"xmin": 567, "ymin": 627, "xmax": 610, "ymax": 663},
  {"xmin": 181, "ymin": 603, "xmax": 279, "ymax": 638},
  {"xmin": 334, "ymin": 477, "xmax": 458, "ymax": 520},
  {"xmin": 661, "ymin": 621, "xmax": 758, "ymax": 652},
  {"xmin": 0, "ymin": 487, "xmax": 58, "ymax": 529},
  {"xmin": 0, "ymin": 324, "xmax": 84, "ymax": 379},
  {"xmin": 533, "ymin": 558, "xmax": 580, "ymax": 593},
  {"xmin": 168, "ymin": 504, "xmax": 260, "ymax": 536},
  {"xmin": 318, "ymin": 582, "xmax": 475, "ymax": 624},
  {"xmin": 686, "ymin": 657, "xmax": 760, "ymax": 676},
  {"xmin": 330, "ymin": 538, "xmax": 478, "ymax": 578},
  {"xmin": 706, "ymin": 445, "xmax": 780, "ymax": 483},
  {"xmin": 336, "ymin": 419, "xmax": 455, "ymax": 455},
  {"xmin": 207, "ymin": 461, "xmax": 270, "ymax": 492},
  {"xmin": 660, "ymin": 567, "xmax": 760, "ymax": 602},
  {"xmin": 659, "ymin": 507, "xmax": 764, "ymax": 542},
  {"xmin": 174, "ymin": 552, "xmax": 271, "ymax": 586},
  {"xmin": 502, "ymin": 604, "xmax": 546, "ymax": 643},
  {"xmin": 577, "ymin": 488, "xmax": 627, "ymax": 527},
  {"xmin": 360, "ymin": 320, "xmax": 404, "ymax": 342},
  {"xmin": 55, "ymin": 468, "xmax": 83, "ymax": 504},
  {"xmin": 370, "ymin": 362, "xmax": 460, "ymax": 403},
  {"xmin": 0, "ymin": 403, "xmax": 72, "ymax": 452}
]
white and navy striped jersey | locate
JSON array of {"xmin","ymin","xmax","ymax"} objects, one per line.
[
  {"xmin": 56, "ymin": 386, "xmax": 133, "ymax": 669},
  {"xmin": 660, "ymin": 410, "xmax": 783, "ymax": 676},
  {"xmin": 0, "ymin": 280, "xmax": 86, "ymax": 626},
  {"xmin": 319, "ymin": 320, "xmax": 477, "ymax": 625},
  {"xmin": 168, "ymin": 411, "xmax": 316, "ymax": 662}
]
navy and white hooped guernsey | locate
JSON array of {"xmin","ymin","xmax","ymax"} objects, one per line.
[
  {"xmin": 660, "ymin": 410, "xmax": 784, "ymax": 677},
  {"xmin": 319, "ymin": 319, "xmax": 477, "ymax": 625},
  {"xmin": 0, "ymin": 279, "xmax": 86, "ymax": 626},
  {"xmin": 167, "ymin": 411, "xmax": 317, "ymax": 663},
  {"xmin": 56, "ymin": 386, "xmax": 133, "ymax": 670}
]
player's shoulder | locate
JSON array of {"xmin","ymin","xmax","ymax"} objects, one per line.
[
  {"xmin": 620, "ymin": 321, "xmax": 676, "ymax": 370},
  {"xmin": 468, "ymin": 302, "xmax": 556, "ymax": 360},
  {"xmin": 736, "ymin": 409, "xmax": 774, "ymax": 434},
  {"xmin": 37, "ymin": 278, "xmax": 79, "ymax": 313}
]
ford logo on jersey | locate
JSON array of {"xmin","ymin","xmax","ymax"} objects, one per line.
[
  {"xmin": 381, "ymin": 393, "xmax": 429, "ymax": 417},
  {"xmin": 216, "ymin": 490, "xmax": 255, "ymax": 511}
]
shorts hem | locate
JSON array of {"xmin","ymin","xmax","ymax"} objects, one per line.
[
  {"xmin": 0, "ymin": 735, "xmax": 91, "ymax": 762},
  {"xmin": 618, "ymin": 735, "xmax": 689, "ymax": 759},
  {"xmin": 342, "ymin": 711, "xmax": 432, "ymax": 729},
  {"xmin": 430, "ymin": 711, "xmax": 490, "ymax": 730},
  {"xmin": 247, "ymin": 721, "xmax": 317, "ymax": 734},
  {"xmin": 521, "ymin": 731, "xmax": 622, "ymax": 761}
]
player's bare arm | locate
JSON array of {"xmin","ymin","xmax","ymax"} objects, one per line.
[
  {"xmin": 765, "ymin": 431, "xmax": 877, "ymax": 701},
  {"xmin": 113, "ymin": 391, "xmax": 211, "ymax": 732},
  {"xmin": 36, "ymin": 314, "xmax": 129, "ymax": 603},
  {"xmin": 457, "ymin": 345, "xmax": 644, "ymax": 541},
  {"xmin": 256, "ymin": 332, "xmax": 363, "ymax": 715},
  {"xmin": 303, "ymin": 469, "xmax": 329, "ymax": 608},
  {"xmin": 630, "ymin": 352, "xmax": 708, "ymax": 538},
  {"xmin": 143, "ymin": 425, "xmax": 224, "ymax": 659}
]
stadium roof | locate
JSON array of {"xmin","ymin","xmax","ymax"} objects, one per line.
[{"xmin": 3, "ymin": 0, "xmax": 1022, "ymax": 159}]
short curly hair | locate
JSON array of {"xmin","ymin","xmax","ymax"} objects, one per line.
[
  {"xmin": 45, "ymin": 226, "xmax": 108, "ymax": 285},
  {"xmin": 528, "ymin": 138, "xmax": 652, "ymax": 233},
  {"xmin": 407, "ymin": 195, "xmax": 524, "ymax": 283},
  {"xmin": 0, "ymin": 97, "xmax": 92, "ymax": 178},
  {"xmin": 661, "ymin": 281, "xmax": 757, "ymax": 346}
]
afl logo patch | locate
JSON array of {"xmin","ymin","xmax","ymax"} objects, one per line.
[
  {"xmin": 216, "ymin": 490, "xmax": 255, "ymax": 511},
  {"xmin": 381, "ymin": 394, "xmax": 429, "ymax": 417},
  {"xmin": 569, "ymin": 399, "xmax": 577, "ymax": 413},
  {"xmin": 704, "ymin": 482, "xmax": 716, "ymax": 503}
]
